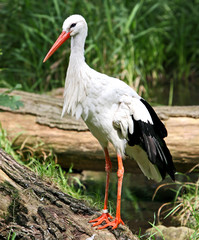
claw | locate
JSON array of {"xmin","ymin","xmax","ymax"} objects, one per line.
[
  {"xmin": 97, "ymin": 217, "xmax": 124, "ymax": 230},
  {"xmin": 89, "ymin": 213, "xmax": 113, "ymax": 227}
]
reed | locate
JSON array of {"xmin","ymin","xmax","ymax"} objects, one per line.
[{"xmin": 1, "ymin": 0, "xmax": 199, "ymax": 104}]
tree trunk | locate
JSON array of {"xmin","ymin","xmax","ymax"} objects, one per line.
[
  {"xmin": 0, "ymin": 89, "xmax": 199, "ymax": 174},
  {"xmin": 0, "ymin": 148, "xmax": 137, "ymax": 240}
]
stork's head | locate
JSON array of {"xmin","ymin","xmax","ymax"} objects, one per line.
[
  {"xmin": 43, "ymin": 14, "xmax": 87, "ymax": 62},
  {"xmin": 62, "ymin": 14, "xmax": 87, "ymax": 37}
]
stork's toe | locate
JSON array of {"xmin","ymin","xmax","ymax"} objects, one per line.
[
  {"xmin": 97, "ymin": 217, "xmax": 124, "ymax": 230},
  {"xmin": 89, "ymin": 213, "xmax": 113, "ymax": 226}
]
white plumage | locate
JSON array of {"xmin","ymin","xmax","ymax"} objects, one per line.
[{"xmin": 43, "ymin": 14, "xmax": 175, "ymax": 230}]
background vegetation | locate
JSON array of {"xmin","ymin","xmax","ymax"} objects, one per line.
[{"xmin": 1, "ymin": 0, "xmax": 199, "ymax": 105}]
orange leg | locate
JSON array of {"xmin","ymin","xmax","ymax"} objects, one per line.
[
  {"xmin": 98, "ymin": 153, "xmax": 124, "ymax": 230},
  {"xmin": 89, "ymin": 147, "xmax": 113, "ymax": 227}
]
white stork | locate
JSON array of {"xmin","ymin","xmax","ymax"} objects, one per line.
[{"xmin": 43, "ymin": 14, "xmax": 175, "ymax": 230}]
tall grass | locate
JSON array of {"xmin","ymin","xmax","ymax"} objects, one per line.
[{"xmin": 1, "ymin": 0, "xmax": 199, "ymax": 104}]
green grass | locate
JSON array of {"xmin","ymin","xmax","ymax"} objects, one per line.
[
  {"xmin": 0, "ymin": 125, "xmax": 92, "ymax": 202},
  {"xmin": 152, "ymin": 172, "xmax": 199, "ymax": 239},
  {"xmin": 1, "ymin": 0, "xmax": 199, "ymax": 104},
  {"xmin": 170, "ymin": 179, "xmax": 199, "ymax": 232},
  {"xmin": 138, "ymin": 174, "xmax": 199, "ymax": 239}
]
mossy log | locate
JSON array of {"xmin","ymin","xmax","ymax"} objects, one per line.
[
  {"xmin": 0, "ymin": 89, "xmax": 199, "ymax": 174},
  {"xmin": 0, "ymin": 148, "xmax": 137, "ymax": 240}
]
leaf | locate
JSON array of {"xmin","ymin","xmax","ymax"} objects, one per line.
[
  {"xmin": 2, "ymin": 84, "xmax": 23, "ymax": 94},
  {"xmin": 0, "ymin": 95, "xmax": 24, "ymax": 110}
]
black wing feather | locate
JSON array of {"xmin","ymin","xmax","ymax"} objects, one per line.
[
  {"xmin": 140, "ymin": 98, "xmax": 167, "ymax": 138},
  {"xmin": 128, "ymin": 100, "xmax": 176, "ymax": 181}
]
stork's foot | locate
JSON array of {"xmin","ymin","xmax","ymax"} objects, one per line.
[
  {"xmin": 97, "ymin": 217, "xmax": 124, "ymax": 230},
  {"xmin": 89, "ymin": 212, "xmax": 113, "ymax": 227}
]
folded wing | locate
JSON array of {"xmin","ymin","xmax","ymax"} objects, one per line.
[{"xmin": 113, "ymin": 96, "xmax": 176, "ymax": 182}]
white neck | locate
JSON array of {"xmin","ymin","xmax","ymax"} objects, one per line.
[
  {"xmin": 70, "ymin": 32, "xmax": 86, "ymax": 62},
  {"xmin": 61, "ymin": 32, "xmax": 88, "ymax": 119}
]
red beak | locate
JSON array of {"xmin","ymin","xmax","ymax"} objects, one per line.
[{"xmin": 43, "ymin": 31, "xmax": 71, "ymax": 62}]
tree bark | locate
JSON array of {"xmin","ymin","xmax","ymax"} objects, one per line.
[
  {"xmin": 0, "ymin": 89, "xmax": 199, "ymax": 174},
  {"xmin": 0, "ymin": 149, "xmax": 137, "ymax": 240}
]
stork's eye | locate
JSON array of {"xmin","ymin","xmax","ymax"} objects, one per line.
[{"xmin": 70, "ymin": 23, "xmax": 77, "ymax": 28}]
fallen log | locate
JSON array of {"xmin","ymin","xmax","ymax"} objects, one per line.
[
  {"xmin": 0, "ymin": 89, "xmax": 199, "ymax": 173},
  {"xmin": 0, "ymin": 148, "xmax": 137, "ymax": 240}
]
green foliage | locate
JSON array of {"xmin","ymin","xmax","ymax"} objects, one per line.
[
  {"xmin": 0, "ymin": 84, "xmax": 24, "ymax": 110},
  {"xmin": 0, "ymin": 124, "xmax": 20, "ymax": 161},
  {"xmin": 1, "ymin": 0, "xmax": 199, "ymax": 104},
  {"xmin": 7, "ymin": 230, "xmax": 17, "ymax": 240},
  {"xmin": 0, "ymin": 95, "xmax": 23, "ymax": 110}
]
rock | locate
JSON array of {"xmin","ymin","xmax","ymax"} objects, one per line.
[{"xmin": 145, "ymin": 225, "xmax": 195, "ymax": 240}]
